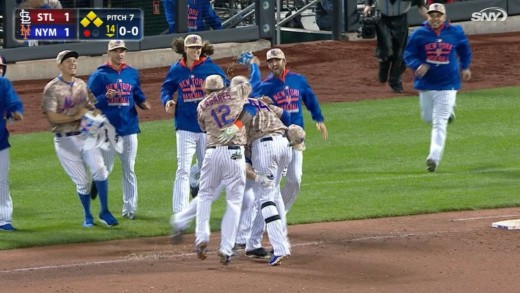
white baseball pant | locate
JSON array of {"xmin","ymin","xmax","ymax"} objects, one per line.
[
  {"xmin": 173, "ymin": 130, "xmax": 206, "ymax": 213},
  {"xmin": 54, "ymin": 135, "xmax": 108, "ymax": 195},
  {"xmin": 195, "ymin": 146, "xmax": 246, "ymax": 256},
  {"xmin": 282, "ymin": 149, "xmax": 303, "ymax": 212},
  {"xmin": 419, "ymin": 90, "xmax": 457, "ymax": 165},
  {"xmin": 102, "ymin": 134, "xmax": 138, "ymax": 216},
  {"xmin": 235, "ymin": 178, "xmax": 256, "ymax": 245},
  {"xmin": 0, "ymin": 148, "xmax": 13, "ymax": 226},
  {"xmin": 248, "ymin": 135, "xmax": 292, "ymax": 256}
]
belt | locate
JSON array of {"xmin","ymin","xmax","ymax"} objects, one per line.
[
  {"xmin": 55, "ymin": 131, "xmax": 81, "ymax": 138},
  {"xmin": 260, "ymin": 137, "xmax": 273, "ymax": 142},
  {"xmin": 208, "ymin": 145, "xmax": 241, "ymax": 150},
  {"xmin": 260, "ymin": 134, "xmax": 286, "ymax": 143}
]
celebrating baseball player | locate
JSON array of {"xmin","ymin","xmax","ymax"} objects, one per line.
[
  {"xmin": 194, "ymin": 75, "xmax": 251, "ymax": 265},
  {"xmin": 0, "ymin": 55, "xmax": 24, "ymax": 232},
  {"xmin": 87, "ymin": 40, "xmax": 151, "ymax": 220},
  {"xmin": 42, "ymin": 50, "xmax": 118, "ymax": 228},
  {"xmin": 160, "ymin": 34, "xmax": 229, "ymax": 214},
  {"xmin": 251, "ymin": 48, "xmax": 328, "ymax": 213},
  {"xmin": 404, "ymin": 3, "xmax": 472, "ymax": 172}
]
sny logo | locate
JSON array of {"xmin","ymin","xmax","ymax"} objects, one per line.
[{"xmin": 471, "ymin": 7, "xmax": 508, "ymax": 22}]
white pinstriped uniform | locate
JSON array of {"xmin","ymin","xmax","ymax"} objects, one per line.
[
  {"xmin": 235, "ymin": 178, "xmax": 256, "ymax": 245},
  {"xmin": 195, "ymin": 83, "xmax": 250, "ymax": 257},
  {"xmin": 247, "ymin": 134, "xmax": 292, "ymax": 256},
  {"xmin": 0, "ymin": 148, "xmax": 13, "ymax": 226},
  {"xmin": 172, "ymin": 130, "xmax": 206, "ymax": 213},
  {"xmin": 419, "ymin": 90, "xmax": 456, "ymax": 166},
  {"xmin": 101, "ymin": 134, "xmax": 138, "ymax": 215},
  {"xmin": 55, "ymin": 135, "xmax": 108, "ymax": 194},
  {"xmin": 281, "ymin": 150, "xmax": 303, "ymax": 212}
]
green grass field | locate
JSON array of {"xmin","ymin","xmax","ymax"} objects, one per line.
[{"xmin": 2, "ymin": 87, "xmax": 519, "ymax": 250}]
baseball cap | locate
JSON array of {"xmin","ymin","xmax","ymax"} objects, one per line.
[
  {"xmin": 266, "ymin": 48, "xmax": 285, "ymax": 61},
  {"xmin": 108, "ymin": 40, "xmax": 127, "ymax": 51},
  {"xmin": 184, "ymin": 34, "xmax": 203, "ymax": 47},
  {"xmin": 427, "ymin": 3, "xmax": 446, "ymax": 15},
  {"xmin": 56, "ymin": 50, "xmax": 79, "ymax": 64},
  {"xmin": 204, "ymin": 75, "xmax": 224, "ymax": 90}
]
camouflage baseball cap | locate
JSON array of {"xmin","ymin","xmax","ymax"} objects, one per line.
[
  {"xmin": 184, "ymin": 34, "xmax": 203, "ymax": 47},
  {"xmin": 427, "ymin": 3, "xmax": 446, "ymax": 15},
  {"xmin": 266, "ymin": 48, "xmax": 285, "ymax": 61},
  {"xmin": 56, "ymin": 50, "xmax": 79, "ymax": 64},
  {"xmin": 204, "ymin": 75, "xmax": 224, "ymax": 90},
  {"xmin": 287, "ymin": 124, "xmax": 306, "ymax": 151},
  {"xmin": 108, "ymin": 40, "xmax": 127, "ymax": 51}
]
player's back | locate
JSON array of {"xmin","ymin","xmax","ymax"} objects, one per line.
[
  {"xmin": 197, "ymin": 83, "xmax": 250, "ymax": 147},
  {"xmin": 246, "ymin": 99, "xmax": 287, "ymax": 142}
]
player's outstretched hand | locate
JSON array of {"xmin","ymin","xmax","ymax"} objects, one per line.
[
  {"xmin": 218, "ymin": 124, "xmax": 240, "ymax": 144},
  {"xmin": 255, "ymin": 174, "xmax": 275, "ymax": 189},
  {"xmin": 316, "ymin": 122, "xmax": 328, "ymax": 140},
  {"xmin": 237, "ymin": 52, "xmax": 254, "ymax": 65}
]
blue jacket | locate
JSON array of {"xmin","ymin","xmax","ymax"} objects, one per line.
[
  {"xmin": 404, "ymin": 21, "xmax": 472, "ymax": 91},
  {"xmin": 88, "ymin": 64, "xmax": 147, "ymax": 136},
  {"xmin": 252, "ymin": 70, "xmax": 324, "ymax": 129},
  {"xmin": 160, "ymin": 57, "xmax": 228, "ymax": 133},
  {"xmin": 163, "ymin": 0, "xmax": 223, "ymax": 33},
  {"xmin": 0, "ymin": 77, "xmax": 24, "ymax": 151}
]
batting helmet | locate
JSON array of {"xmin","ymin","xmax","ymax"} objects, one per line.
[
  {"xmin": 0, "ymin": 55, "xmax": 7, "ymax": 77},
  {"xmin": 286, "ymin": 124, "xmax": 306, "ymax": 151}
]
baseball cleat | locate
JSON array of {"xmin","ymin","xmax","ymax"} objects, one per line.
[
  {"xmin": 245, "ymin": 247, "xmax": 270, "ymax": 259},
  {"xmin": 122, "ymin": 212, "xmax": 135, "ymax": 220},
  {"xmin": 170, "ymin": 226, "xmax": 184, "ymax": 245},
  {"xmin": 268, "ymin": 255, "xmax": 285, "ymax": 266},
  {"xmin": 196, "ymin": 242, "xmax": 208, "ymax": 260},
  {"xmin": 99, "ymin": 211, "xmax": 119, "ymax": 227},
  {"xmin": 0, "ymin": 223, "xmax": 16, "ymax": 231},
  {"xmin": 217, "ymin": 251, "xmax": 232, "ymax": 266},
  {"xmin": 83, "ymin": 216, "xmax": 94, "ymax": 228},
  {"xmin": 448, "ymin": 113, "xmax": 456, "ymax": 124},
  {"xmin": 426, "ymin": 158, "xmax": 437, "ymax": 172}
]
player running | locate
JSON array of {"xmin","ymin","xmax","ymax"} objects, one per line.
[
  {"xmin": 160, "ymin": 34, "xmax": 229, "ymax": 214},
  {"xmin": 42, "ymin": 50, "xmax": 118, "ymax": 228}
]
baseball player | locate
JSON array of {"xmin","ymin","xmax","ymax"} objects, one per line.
[
  {"xmin": 363, "ymin": 0, "xmax": 427, "ymax": 93},
  {"xmin": 42, "ymin": 50, "xmax": 118, "ymax": 228},
  {"xmin": 251, "ymin": 48, "xmax": 328, "ymax": 213},
  {"xmin": 160, "ymin": 34, "xmax": 229, "ymax": 214},
  {"xmin": 87, "ymin": 40, "xmax": 151, "ymax": 220},
  {"xmin": 404, "ymin": 3, "xmax": 472, "ymax": 172},
  {"xmin": 0, "ymin": 55, "xmax": 24, "ymax": 232},
  {"xmin": 194, "ymin": 75, "xmax": 252, "ymax": 266}
]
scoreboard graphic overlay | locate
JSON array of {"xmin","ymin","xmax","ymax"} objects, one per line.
[{"xmin": 14, "ymin": 9, "xmax": 143, "ymax": 41}]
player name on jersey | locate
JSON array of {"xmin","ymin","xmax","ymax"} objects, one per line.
[{"xmin": 14, "ymin": 8, "xmax": 143, "ymax": 41}]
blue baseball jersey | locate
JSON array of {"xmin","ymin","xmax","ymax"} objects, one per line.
[
  {"xmin": 252, "ymin": 69, "xmax": 324, "ymax": 129},
  {"xmin": 88, "ymin": 63, "xmax": 147, "ymax": 136},
  {"xmin": 0, "ymin": 77, "xmax": 24, "ymax": 151},
  {"xmin": 160, "ymin": 56, "xmax": 228, "ymax": 133},
  {"xmin": 163, "ymin": 0, "xmax": 223, "ymax": 33},
  {"xmin": 404, "ymin": 21, "xmax": 472, "ymax": 91}
]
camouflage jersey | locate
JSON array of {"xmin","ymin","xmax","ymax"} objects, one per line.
[
  {"xmin": 245, "ymin": 98, "xmax": 287, "ymax": 143},
  {"xmin": 42, "ymin": 76, "xmax": 96, "ymax": 133},
  {"xmin": 197, "ymin": 83, "xmax": 250, "ymax": 147}
]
